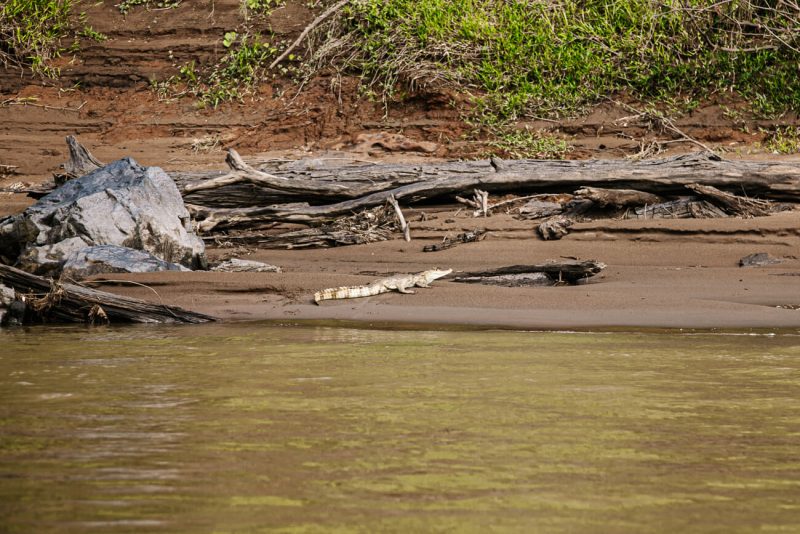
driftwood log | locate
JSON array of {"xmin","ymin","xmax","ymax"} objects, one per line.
[
  {"xmin": 631, "ymin": 198, "xmax": 729, "ymax": 219},
  {"xmin": 0, "ymin": 264, "xmax": 215, "ymax": 324},
  {"xmin": 686, "ymin": 183, "xmax": 774, "ymax": 217},
  {"xmin": 451, "ymin": 260, "xmax": 606, "ymax": 286},
  {"xmin": 574, "ymin": 186, "xmax": 662, "ymax": 208}
]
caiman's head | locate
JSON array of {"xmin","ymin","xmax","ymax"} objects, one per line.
[{"xmin": 424, "ymin": 268, "xmax": 453, "ymax": 281}]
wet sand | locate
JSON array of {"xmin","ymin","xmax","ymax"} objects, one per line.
[{"xmin": 89, "ymin": 209, "xmax": 800, "ymax": 330}]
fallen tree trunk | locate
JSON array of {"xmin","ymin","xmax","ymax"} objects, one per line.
[
  {"xmin": 451, "ymin": 260, "xmax": 606, "ymax": 285},
  {"xmin": 0, "ymin": 264, "xmax": 215, "ymax": 324},
  {"xmin": 179, "ymin": 150, "xmax": 800, "ymax": 204},
  {"xmin": 188, "ymin": 151, "xmax": 800, "ymax": 231}
]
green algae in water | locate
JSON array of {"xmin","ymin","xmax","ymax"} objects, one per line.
[{"xmin": 1, "ymin": 324, "xmax": 799, "ymax": 532}]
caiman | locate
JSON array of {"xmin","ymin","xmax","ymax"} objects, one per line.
[{"xmin": 314, "ymin": 268, "xmax": 452, "ymax": 304}]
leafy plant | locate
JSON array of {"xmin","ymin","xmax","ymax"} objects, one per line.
[
  {"xmin": 762, "ymin": 127, "xmax": 800, "ymax": 154},
  {"xmin": 79, "ymin": 25, "xmax": 107, "ymax": 42},
  {"xmin": 176, "ymin": 32, "xmax": 278, "ymax": 107},
  {"xmin": 242, "ymin": 0, "xmax": 283, "ymax": 15},
  {"xmin": 0, "ymin": 0, "xmax": 74, "ymax": 77},
  {"xmin": 486, "ymin": 128, "xmax": 572, "ymax": 159},
  {"xmin": 117, "ymin": 0, "xmax": 182, "ymax": 15}
]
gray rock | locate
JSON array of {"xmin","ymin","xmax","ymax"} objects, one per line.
[
  {"xmin": 17, "ymin": 237, "xmax": 90, "ymax": 276},
  {"xmin": 739, "ymin": 252, "xmax": 783, "ymax": 268},
  {"xmin": 61, "ymin": 245, "xmax": 189, "ymax": 280},
  {"xmin": 0, "ymin": 158, "xmax": 206, "ymax": 275},
  {"xmin": 0, "ymin": 283, "xmax": 15, "ymax": 326},
  {"xmin": 211, "ymin": 258, "xmax": 282, "ymax": 273}
]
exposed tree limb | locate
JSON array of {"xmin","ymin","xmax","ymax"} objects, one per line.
[{"xmin": 387, "ymin": 194, "xmax": 411, "ymax": 241}]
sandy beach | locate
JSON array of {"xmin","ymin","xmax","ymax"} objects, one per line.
[{"xmin": 72, "ymin": 207, "xmax": 800, "ymax": 330}]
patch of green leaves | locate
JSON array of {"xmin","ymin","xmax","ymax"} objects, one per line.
[
  {"xmin": 0, "ymin": 0, "xmax": 74, "ymax": 77},
  {"xmin": 486, "ymin": 128, "xmax": 572, "ymax": 159},
  {"xmin": 242, "ymin": 0, "xmax": 283, "ymax": 16},
  {"xmin": 117, "ymin": 0, "xmax": 182, "ymax": 15},
  {"xmin": 762, "ymin": 127, "xmax": 800, "ymax": 154},
  {"xmin": 176, "ymin": 32, "xmax": 278, "ymax": 107}
]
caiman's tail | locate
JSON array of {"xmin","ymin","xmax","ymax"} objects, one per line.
[
  {"xmin": 314, "ymin": 284, "xmax": 378, "ymax": 304},
  {"xmin": 313, "ymin": 286, "xmax": 350, "ymax": 305}
]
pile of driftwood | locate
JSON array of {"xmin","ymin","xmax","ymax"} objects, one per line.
[
  {"xmin": 18, "ymin": 137, "xmax": 800, "ymax": 249},
  {"xmin": 0, "ymin": 264, "xmax": 214, "ymax": 325}
]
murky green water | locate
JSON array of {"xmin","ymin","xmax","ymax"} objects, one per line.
[{"xmin": 1, "ymin": 324, "xmax": 799, "ymax": 533}]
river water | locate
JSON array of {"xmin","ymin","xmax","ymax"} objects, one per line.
[{"xmin": 1, "ymin": 323, "xmax": 799, "ymax": 533}]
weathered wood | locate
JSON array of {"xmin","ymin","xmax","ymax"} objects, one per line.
[
  {"xmin": 0, "ymin": 264, "xmax": 215, "ymax": 324},
  {"xmin": 631, "ymin": 198, "xmax": 729, "ymax": 219},
  {"xmin": 517, "ymin": 200, "xmax": 565, "ymax": 220},
  {"xmin": 423, "ymin": 229, "xmax": 487, "ymax": 252},
  {"xmin": 387, "ymin": 194, "xmax": 411, "ymax": 241},
  {"xmin": 685, "ymin": 183, "xmax": 774, "ymax": 217},
  {"xmin": 182, "ymin": 151, "xmax": 800, "ymax": 203},
  {"xmin": 202, "ymin": 205, "xmax": 396, "ymax": 248},
  {"xmin": 538, "ymin": 215, "xmax": 574, "ymax": 240},
  {"xmin": 451, "ymin": 272, "xmax": 554, "ymax": 287},
  {"xmin": 56, "ymin": 135, "xmax": 103, "ymax": 183},
  {"xmin": 37, "ymin": 139, "xmax": 800, "ymax": 233},
  {"xmin": 451, "ymin": 259, "xmax": 605, "ymax": 285},
  {"xmin": 574, "ymin": 186, "xmax": 662, "ymax": 207}
]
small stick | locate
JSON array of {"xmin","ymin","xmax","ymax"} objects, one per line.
[
  {"xmin": 455, "ymin": 195, "xmax": 481, "ymax": 209},
  {"xmin": 474, "ymin": 189, "xmax": 489, "ymax": 217},
  {"xmin": 268, "ymin": 0, "xmax": 350, "ymax": 70},
  {"xmin": 387, "ymin": 194, "xmax": 411, "ymax": 241}
]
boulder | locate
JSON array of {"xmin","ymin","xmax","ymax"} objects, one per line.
[
  {"xmin": 0, "ymin": 158, "xmax": 206, "ymax": 275},
  {"xmin": 61, "ymin": 245, "xmax": 189, "ymax": 280}
]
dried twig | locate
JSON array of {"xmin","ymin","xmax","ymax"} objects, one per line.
[
  {"xmin": 268, "ymin": 0, "xmax": 350, "ymax": 70},
  {"xmin": 612, "ymin": 100, "xmax": 715, "ymax": 154}
]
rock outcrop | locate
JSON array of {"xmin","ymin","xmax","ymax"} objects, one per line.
[
  {"xmin": 0, "ymin": 158, "xmax": 206, "ymax": 275},
  {"xmin": 61, "ymin": 245, "xmax": 189, "ymax": 280}
]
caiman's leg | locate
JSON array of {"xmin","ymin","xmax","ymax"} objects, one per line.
[
  {"xmin": 396, "ymin": 283, "xmax": 415, "ymax": 294},
  {"xmin": 415, "ymin": 281, "xmax": 430, "ymax": 288}
]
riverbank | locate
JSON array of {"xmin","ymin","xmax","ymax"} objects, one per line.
[{"xmin": 85, "ymin": 209, "xmax": 800, "ymax": 330}]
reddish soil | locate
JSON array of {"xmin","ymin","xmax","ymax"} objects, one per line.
[{"xmin": 2, "ymin": 1, "xmax": 800, "ymax": 329}]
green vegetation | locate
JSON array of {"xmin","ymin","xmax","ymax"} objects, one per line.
[
  {"xmin": 0, "ymin": 0, "xmax": 74, "ymax": 77},
  {"xmin": 762, "ymin": 127, "xmax": 800, "ymax": 154},
  {"xmin": 241, "ymin": 0, "xmax": 284, "ymax": 16},
  {"xmin": 486, "ymin": 128, "xmax": 572, "ymax": 159},
  {"xmin": 177, "ymin": 32, "xmax": 278, "ymax": 107},
  {"xmin": 117, "ymin": 0, "xmax": 182, "ymax": 15},
  {"xmin": 309, "ymin": 0, "xmax": 800, "ymax": 122}
]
